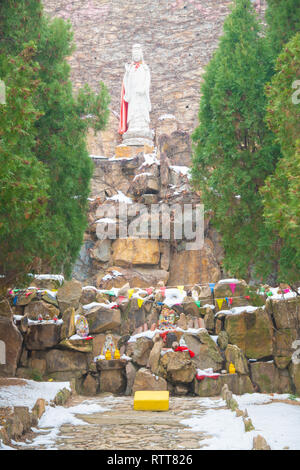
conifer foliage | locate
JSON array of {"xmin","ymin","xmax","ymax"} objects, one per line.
[
  {"xmin": 191, "ymin": 0, "xmax": 280, "ymax": 281},
  {"xmin": 261, "ymin": 33, "xmax": 300, "ymax": 283},
  {"xmin": 0, "ymin": 0, "xmax": 110, "ymax": 289},
  {"xmin": 266, "ymin": 0, "xmax": 300, "ymax": 57}
]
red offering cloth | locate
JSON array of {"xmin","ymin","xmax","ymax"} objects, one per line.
[
  {"xmin": 118, "ymin": 81, "xmax": 128, "ymax": 135},
  {"xmin": 174, "ymin": 346, "xmax": 195, "ymax": 358}
]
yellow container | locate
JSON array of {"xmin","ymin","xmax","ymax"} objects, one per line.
[
  {"xmin": 229, "ymin": 362, "xmax": 236, "ymax": 374},
  {"xmin": 133, "ymin": 391, "xmax": 169, "ymax": 411}
]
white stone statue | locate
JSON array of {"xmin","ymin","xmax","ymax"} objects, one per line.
[{"xmin": 119, "ymin": 44, "xmax": 153, "ymax": 145}]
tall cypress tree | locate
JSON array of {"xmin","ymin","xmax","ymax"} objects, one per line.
[
  {"xmin": 191, "ymin": 0, "xmax": 280, "ymax": 281},
  {"xmin": 261, "ymin": 33, "xmax": 300, "ymax": 284},
  {"xmin": 0, "ymin": 0, "xmax": 110, "ymax": 289}
]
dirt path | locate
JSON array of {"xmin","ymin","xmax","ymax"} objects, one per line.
[{"xmin": 14, "ymin": 394, "xmax": 218, "ymax": 450}]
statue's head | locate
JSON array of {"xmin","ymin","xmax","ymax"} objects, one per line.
[{"xmin": 132, "ymin": 44, "xmax": 143, "ymax": 63}]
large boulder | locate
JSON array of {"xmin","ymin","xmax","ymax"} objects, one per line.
[
  {"xmin": 97, "ymin": 359, "xmax": 127, "ymax": 394},
  {"xmin": 30, "ymin": 349, "xmax": 89, "ymax": 377},
  {"xmin": 0, "ymin": 317, "xmax": 23, "ymax": 376},
  {"xmin": 125, "ymin": 361, "xmax": 138, "ymax": 395},
  {"xmin": 266, "ymin": 297, "xmax": 300, "ymax": 330},
  {"xmin": 289, "ymin": 363, "xmax": 300, "ymax": 395},
  {"xmin": 24, "ymin": 300, "xmax": 60, "ymax": 320},
  {"xmin": 183, "ymin": 330, "xmax": 223, "ymax": 371},
  {"xmin": 148, "ymin": 336, "xmax": 164, "ymax": 374},
  {"xmin": 159, "ymin": 350, "xmax": 196, "ymax": 384},
  {"xmin": 217, "ymin": 331, "xmax": 229, "ymax": 351},
  {"xmin": 85, "ymin": 304, "xmax": 121, "ymax": 334},
  {"xmin": 24, "ymin": 323, "xmax": 62, "ymax": 350},
  {"xmin": 225, "ymin": 344, "xmax": 249, "ymax": 375},
  {"xmin": 194, "ymin": 373, "xmax": 254, "ymax": 397},
  {"xmin": 250, "ymin": 361, "xmax": 293, "ymax": 394},
  {"xmin": 112, "ymin": 238, "xmax": 160, "ymax": 266},
  {"xmin": 225, "ymin": 307, "xmax": 273, "ymax": 359},
  {"xmin": 60, "ymin": 307, "xmax": 76, "ymax": 341},
  {"xmin": 0, "ymin": 299, "xmax": 13, "ymax": 318},
  {"xmin": 132, "ymin": 367, "xmax": 167, "ymax": 393},
  {"xmin": 56, "ymin": 279, "xmax": 82, "ymax": 314},
  {"xmin": 273, "ymin": 328, "xmax": 298, "ymax": 369},
  {"xmin": 126, "ymin": 337, "xmax": 154, "ymax": 366}
]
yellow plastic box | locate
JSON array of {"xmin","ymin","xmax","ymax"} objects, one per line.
[{"xmin": 133, "ymin": 391, "xmax": 169, "ymax": 411}]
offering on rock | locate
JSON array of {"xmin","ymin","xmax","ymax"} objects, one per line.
[
  {"xmin": 75, "ymin": 315, "xmax": 89, "ymax": 338},
  {"xmin": 101, "ymin": 333, "xmax": 116, "ymax": 358},
  {"xmin": 158, "ymin": 307, "xmax": 176, "ymax": 330}
]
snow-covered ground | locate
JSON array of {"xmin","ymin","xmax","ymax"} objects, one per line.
[
  {"xmin": 0, "ymin": 379, "xmax": 70, "ymax": 410},
  {"xmin": 1, "ymin": 386, "xmax": 299, "ymax": 450},
  {"xmin": 181, "ymin": 394, "xmax": 300, "ymax": 450}
]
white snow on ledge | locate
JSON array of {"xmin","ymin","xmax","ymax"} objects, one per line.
[
  {"xmin": 169, "ymin": 165, "xmax": 191, "ymax": 178},
  {"xmin": 28, "ymin": 274, "xmax": 64, "ymax": 284},
  {"xmin": 0, "ymin": 379, "xmax": 70, "ymax": 410},
  {"xmin": 215, "ymin": 305, "xmax": 262, "ymax": 316},
  {"xmin": 217, "ymin": 278, "xmax": 241, "ymax": 284},
  {"xmin": 95, "ymin": 217, "xmax": 116, "ymax": 224},
  {"xmin": 106, "ymin": 190, "xmax": 133, "ymax": 204}
]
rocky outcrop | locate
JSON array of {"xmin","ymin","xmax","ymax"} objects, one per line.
[
  {"xmin": 0, "ymin": 317, "xmax": 23, "ymax": 377},
  {"xmin": 183, "ymin": 330, "xmax": 223, "ymax": 371},
  {"xmin": 127, "ymin": 337, "xmax": 154, "ymax": 367},
  {"xmin": 194, "ymin": 373, "xmax": 254, "ymax": 397},
  {"xmin": 250, "ymin": 361, "xmax": 293, "ymax": 394},
  {"xmin": 57, "ymin": 280, "xmax": 82, "ymax": 314},
  {"xmin": 132, "ymin": 367, "xmax": 167, "ymax": 393},
  {"xmin": 224, "ymin": 307, "xmax": 274, "ymax": 359},
  {"xmin": 159, "ymin": 350, "xmax": 196, "ymax": 384},
  {"xmin": 85, "ymin": 304, "xmax": 121, "ymax": 334},
  {"xmin": 25, "ymin": 323, "xmax": 62, "ymax": 350}
]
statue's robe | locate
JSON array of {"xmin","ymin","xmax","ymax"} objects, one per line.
[{"xmin": 119, "ymin": 61, "xmax": 151, "ymax": 135}]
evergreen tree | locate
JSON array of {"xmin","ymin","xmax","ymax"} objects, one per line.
[
  {"xmin": 261, "ymin": 33, "xmax": 300, "ymax": 283},
  {"xmin": 0, "ymin": 0, "xmax": 110, "ymax": 289},
  {"xmin": 191, "ymin": 0, "xmax": 281, "ymax": 281},
  {"xmin": 266, "ymin": 0, "xmax": 300, "ymax": 57},
  {"xmin": 0, "ymin": 42, "xmax": 50, "ymax": 291}
]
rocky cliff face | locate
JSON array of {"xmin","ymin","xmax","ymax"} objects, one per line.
[{"xmin": 71, "ymin": 116, "xmax": 223, "ymax": 287}]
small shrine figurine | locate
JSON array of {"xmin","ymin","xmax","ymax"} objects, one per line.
[
  {"xmin": 158, "ymin": 307, "xmax": 176, "ymax": 330},
  {"xmin": 114, "ymin": 348, "xmax": 121, "ymax": 360},
  {"xmin": 101, "ymin": 333, "xmax": 115, "ymax": 358},
  {"xmin": 75, "ymin": 315, "xmax": 89, "ymax": 338},
  {"xmin": 38, "ymin": 314, "xmax": 43, "ymax": 323}
]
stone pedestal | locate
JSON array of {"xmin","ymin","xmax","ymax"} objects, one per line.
[
  {"xmin": 115, "ymin": 143, "xmax": 154, "ymax": 159},
  {"xmin": 96, "ymin": 359, "xmax": 127, "ymax": 394}
]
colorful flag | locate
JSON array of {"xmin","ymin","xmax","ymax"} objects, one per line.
[
  {"xmin": 229, "ymin": 283, "xmax": 236, "ymax": 294},
  {"xmin": 128, "ymin": 289, "xmax": 134, "ymax": 299},
  {"xmin": 209, "ymin": 283, "xmax": 215, "ymax": 294}
]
